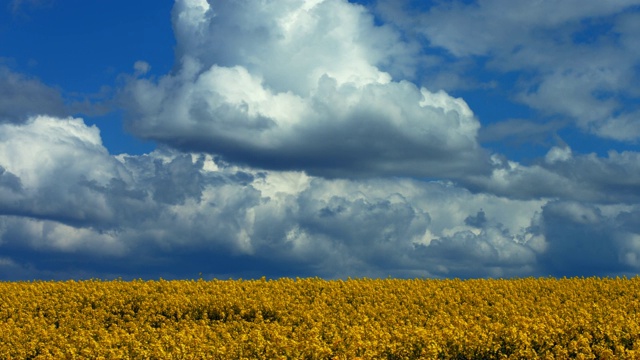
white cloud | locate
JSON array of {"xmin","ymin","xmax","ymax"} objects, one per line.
[
  {"xmin": 0, "ymin": 116, "xmax": 109, "ymax": 182},
  {"xmin": 595, "ymin": 110, "xmax": 640, "ymax": 141},
  {"xmin": 5, "ymin": 218, "xmax": 126, "ymax": 255},
  {"xmin": 387, "ymin": 0, "xmax": 638, "ymax": 58},
  {"xmin": 377, "ymin": 0, "xmax": 640, "ymax": 141},
  {"xmin": 616, "ymin": 233, "xmax": 640, "ymax": 268},
  {"xmin": 123, "ymin": 0, "xmax": 487, "ymax": 178},
  {"xmin": 545, "ymin": 146, "xmax": 572, "ymax": 164},
  {"xmin": 466, "ymin": 149, "xmax": 640, "ymax": 203},
  {"xmin": 133, "ymin": 61, "xmax": 151, "ymax": 75},
  {"xmin": 171, "ymin": 0, "xmax": 413, "ymax": 92},
  {"xmin": 0, "ymin": 116, "xmax": 130, "ymax": 225}
]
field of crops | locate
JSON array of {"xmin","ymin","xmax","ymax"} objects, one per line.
[{"xmin": 1, "ymin": 277, "xmax": 640, "ymax": 359}]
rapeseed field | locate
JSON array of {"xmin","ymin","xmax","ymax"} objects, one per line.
[{"xmin": 1, "ymin": 277, "xmax": 639, "ymax": 359}]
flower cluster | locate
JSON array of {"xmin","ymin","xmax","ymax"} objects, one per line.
[{"xmin": 1, "ymin": 277, "xmax": 639, "ymax": 359}]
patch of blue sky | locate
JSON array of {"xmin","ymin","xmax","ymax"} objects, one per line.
[{"xmin": 1, "ymin": 0, "xmax": 174, "ymax": 93}]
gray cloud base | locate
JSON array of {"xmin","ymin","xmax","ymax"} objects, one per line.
[{"xmin": 2, "ymin": 116, "xmax": 640, "ymax": 280}]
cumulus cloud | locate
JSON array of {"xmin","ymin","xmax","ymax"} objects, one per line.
[
  {"xmin": 122, "ymin": 0, "xmax": 488, "ymax": 178},
  {"xmin": 544, "ymin": 146, "xmax": 572, "ymax": 164},
  {"xmin": 595, "ymin": 110, "xmax": 640, "ymax": 141},
  {"xmin": 0, "ymin": 116, "xmax": 130, "ymax": 226},
  {"xmin": 0, "ymin": 115, "xmax": 558, "ymax": 280},
  {"xmin": 376, "ymin": 0, "xmax": 640, "ymax": 142},
  {"xmin": 4, "ymin": 115, "xmax": 640, "ymax": 279},
  {"xmin": 465, "ymin": 147, "xmax": 640, "ymax": 204}
]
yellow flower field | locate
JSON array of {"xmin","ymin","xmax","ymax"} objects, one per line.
[{"xmin": 1, "ymin": 277, "xmax": 640, "ymax": 359}]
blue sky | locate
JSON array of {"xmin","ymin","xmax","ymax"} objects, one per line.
[{"xmin": 1, "ymin": 0, "xmax": 640, "ymax": 280}]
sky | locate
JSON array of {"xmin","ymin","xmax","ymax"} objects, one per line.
[{"xmin": 1, "ymin": 0, "xmax": 640, "ymax": 280}]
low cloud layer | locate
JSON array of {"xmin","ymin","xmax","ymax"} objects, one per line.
[{"xmin": 3, "ymin": 116, "xmax": 640, "ymax": 280}]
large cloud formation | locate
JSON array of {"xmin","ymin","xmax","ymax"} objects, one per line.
[
  {"xmin": 4, "ymin": 116, "xmax": 640, "ymax": 280},
  {"xmin": 0, "ymin": 116, "xmax": 523, "ymax": 279},
  {"xmin": 123, "ymin": 0, "xmax": 488, "ymax": 178},
  {"xmin": 3, "ymin": 0, "xmax": 640, "ymax": 280}
]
